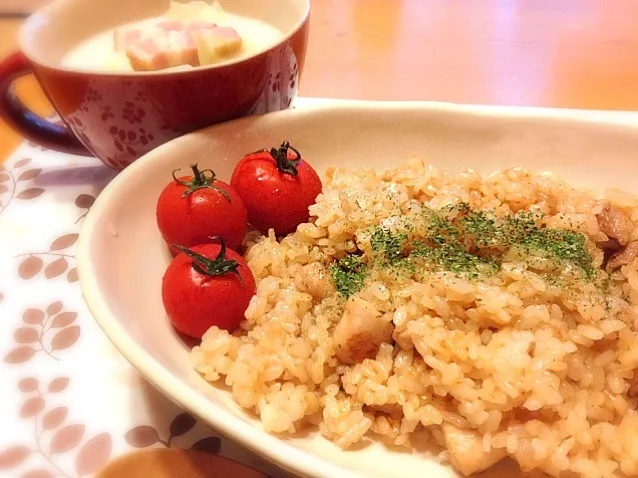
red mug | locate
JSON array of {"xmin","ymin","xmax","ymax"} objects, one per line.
[{"xmin": 0, "ymin": 0, "xmax": 310, "ymax": 170}]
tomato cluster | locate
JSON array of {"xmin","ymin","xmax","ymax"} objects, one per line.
[{"xmin": 157, "ymin": 142, "xmax": 322, "ymax": 339}]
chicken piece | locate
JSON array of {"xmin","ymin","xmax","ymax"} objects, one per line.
[
  {"xmin": 597, "ymin": 204, "xmax": 634, "ymax": 246},
  {"xmin": 506, "ymin": 425, "xmax": 538, "ymax": 472},
  {"xmin": 333, "ymin": 296, "xmax": 393, "ymax": 365},
  {"xmin": 618, "ymin": 299, "xmax": 638, "ymax": 325},
  {"xmin": 126, "ymin": 30, "xmax": 199, "ymax": 71},
  {"xmin": 441, "ymin": 423, "xmax": 506, "ymax": 476},
  {"xmin": 598, "ymin": 238, "xmax": 622, "ymax": 252},
  {"xmin": 113, "ymin": 18, "xmax": 162, "ymax": 51},
  {"xmin": 607, "ymin": 241, "xmax": 638, "ymax": 272},
  {"xmin": 293, "ymin": 263, "xmax": 331, "ymax": 301},
  {"xmin": 192, "ymin": 26, "xmax": 243, "ymax": 65}
]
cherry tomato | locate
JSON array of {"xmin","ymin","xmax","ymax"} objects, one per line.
[
  {"xmin": 230, "ymin": 141, "xmax": 322, "ymax": 236},
  {"xmin": 156, "ymin": 164, "xmax": 247, "ymax": 251},
  {"xmin": 161, "ymin": 239, "xmax": 256, "ymax": 338}
]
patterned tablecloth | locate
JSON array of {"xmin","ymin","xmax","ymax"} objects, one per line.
[
  {"xmin": 4, "ymin": 99, "xmax": 638, "ymax": 478},
  {"xmin": 0, "ymin": 97, "xmax": 336, "ymax": 478}
]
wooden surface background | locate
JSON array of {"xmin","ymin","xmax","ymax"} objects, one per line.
[{"xmin": 2, "ymin": 0, "xmax": 638, "ymax": 161}]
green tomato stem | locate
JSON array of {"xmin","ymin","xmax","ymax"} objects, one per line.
[
  {"xmin": 172, "ymin": 237, "xmax": 243, "ymax": 285},
  {"xmin": 171, "ymin": 164, "xmax": 231, "ymax": 201}
]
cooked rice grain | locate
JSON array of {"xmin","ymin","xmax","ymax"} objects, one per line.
[{"xmin": 192, "ymin": 159, "xmax": 638, "ymax": 477}]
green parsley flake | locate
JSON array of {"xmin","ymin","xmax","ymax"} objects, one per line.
[
  {"xmin": 422, "ymin": 206, "xmax": 460, "ymax": 245},
  {"xmin": 370, "ymin": 227, "xmax": 407, "ymax": 265},
  {"xmin": 411, "ymin": 241, "xmax": 499, "ymax": 279},
  {"xmin": 516, "ymin": 228, "xmax": 595, "ymax": 278},
  {"xmin": 459, "ymin": 209, "xmax": 540, "ymax": 248},
  {"xmin": 330, "ymin": 202, "xmax": 598, "ymax": 297},
  {"xmin": 330, "ymin": 254, "xmax": 367, "ymax": 297}
]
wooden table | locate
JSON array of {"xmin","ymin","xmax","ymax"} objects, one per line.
[{"xmin": 3, "ymin": 0, "xmax": 638, "ymax": 162}]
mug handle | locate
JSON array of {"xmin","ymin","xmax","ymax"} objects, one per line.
[{"xmin": 0, "ymin": 51, "xmax": 90, "ymax": 156}]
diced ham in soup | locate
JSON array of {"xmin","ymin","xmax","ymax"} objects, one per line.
[
  {"xmin": 155, "ymin": 20, "xmax": 219, "ymax": 32},
  {"xmin": 156, "ymin": 20, "xmax": 188, "ymax": 32},
  {"xmin": 62, "ymin": 1, "xmax": 283, "ymax": 73},
  {"xmin": 126, "ymin": 31, "xmax": 200, "ymax": 71},
  {"xmin": 113, "ymin": 28, "xmax": 144, "ymax": 52},
  {"xmin": 114, "ymin": 19, "xmax": 241, "ymax": 71}
]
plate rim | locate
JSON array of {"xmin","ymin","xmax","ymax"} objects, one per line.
[{"xmin": 77, "ymin": 99, "xmax": 638, "ymax": 478}]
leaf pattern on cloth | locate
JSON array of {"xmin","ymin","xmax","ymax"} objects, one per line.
[
  {"xmin": 123, "ymin": 413, "xmax": 220, "ymax": 450},
  {"xmin": 74, "ymin": 194, "xmax": 95, "ymax": 224},
  {"xmin": 3, "ymin": 302, "xmax": 81, "ymax": 363},
  {"xmin": 15, "ymin": 234, "xmax": 78, "ymax": 282},
  {"xmin": 0, "ymin": 378, "xmax": 113, "ymax": 478},
  {"xmin": 0, "ymin": 158, "xmax": 42, "ymax": 217},
  {"xmin": 0, "ymin": 139, "xmax": 299, "ymax": 478},
  {"xmin": 75, "ymin": 433, "xmax": 112, "ymax": 476}
]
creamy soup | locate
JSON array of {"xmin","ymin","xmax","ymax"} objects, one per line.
[{"xmin": 61, "ymin": 1, "xmax": 284, "ymax": 72}]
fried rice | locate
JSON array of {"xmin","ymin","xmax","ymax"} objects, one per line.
[{"xmin": 191, "ymin": 158, "xmax": 638, "ymax": 477}]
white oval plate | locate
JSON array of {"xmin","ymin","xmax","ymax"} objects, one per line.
[{"xmin": 77, "ymin": 100, "xmax": 638, "ymax": 478}]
